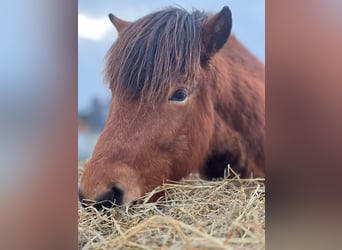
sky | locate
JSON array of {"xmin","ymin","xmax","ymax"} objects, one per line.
[{"xmin": 78, "ymin": 0, "xmax": 265, "ymax": 111}]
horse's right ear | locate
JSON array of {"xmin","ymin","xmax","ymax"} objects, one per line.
[
  {"xmin": 108, "ymin": 13, "xmax": 131, "ymax": 33},
  {"xmin": 201, "ymin": 6, "xmax": 232, "ymax": 65}
]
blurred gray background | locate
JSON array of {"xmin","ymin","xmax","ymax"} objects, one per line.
[{"xmin": 78, "ymin": 0, "xmax": 265, "ymax": 160}]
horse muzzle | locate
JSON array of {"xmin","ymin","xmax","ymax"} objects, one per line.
[{"xmin": 78, "ymin": 185, "xmax": 125, "ymax": 210}]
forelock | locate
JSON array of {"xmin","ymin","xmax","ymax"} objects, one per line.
[{"xmin": 105, "ymin": 7, "xmax": 207, "ymax": 103}]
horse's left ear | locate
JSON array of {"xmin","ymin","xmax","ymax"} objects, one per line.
[
  {"xmin": 201, "ymin": 6, "xmax": 232, "ymax": 64},
  {"xmin": 108, "ymin": 13, "xmax": 131, "ymax": 33}
]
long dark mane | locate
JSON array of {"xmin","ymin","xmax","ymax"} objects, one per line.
[{"xmin": 105, "ymin": 7, "xmax": 208, "ymax": 103}]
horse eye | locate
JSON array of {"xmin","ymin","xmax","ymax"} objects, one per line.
[{"xmin": 168, "ymin": 88, "xmax": 188, "ymax": 102}]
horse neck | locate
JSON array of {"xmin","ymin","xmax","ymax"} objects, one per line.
[{"xmin": 210, "ymin": 36, "xmax": 265, "ymax": 165}]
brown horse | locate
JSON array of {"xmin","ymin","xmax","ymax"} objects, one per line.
[{"xmin": 79, "ymin": 6, "xmax": 265, "ymax": 208}]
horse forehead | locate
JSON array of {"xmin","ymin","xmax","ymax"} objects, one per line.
[{"xmin": 109, "ymin": 99, "xmax": 167, "ymax": 124}]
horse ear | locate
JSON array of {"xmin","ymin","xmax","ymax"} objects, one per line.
[
  {"xmin": 108, "ymin": 13, "xmax": 131, "ymax": 33},
  {"xmin": 201, "ymin": 6, "xmax": 232, "ymax": 64}
]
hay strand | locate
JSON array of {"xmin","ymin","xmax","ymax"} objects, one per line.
[{"xmin": 78, "ymin": 162, "xmax": 265, "ymax": 249}]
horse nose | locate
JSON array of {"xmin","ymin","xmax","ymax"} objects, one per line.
[
  {"xmin": 78, "ymin": 186, "xmax": 124, "ymax": 210},
  {"xmin": 97, "ymin": 186, "xmax": 124, "ymax": 208}
]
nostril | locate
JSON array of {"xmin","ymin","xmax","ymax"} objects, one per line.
[
  {"xmin": 78, "ymin": 187, "xmax": 124, "ymax": 210},
  {"xmin": 98, "ymin": 186, "xmax": 124, "ymax": 208}
]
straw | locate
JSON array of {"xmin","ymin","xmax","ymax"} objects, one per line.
[{"xmin": 78, "ymin": 162, "xmax": 265, "ymax": 249}]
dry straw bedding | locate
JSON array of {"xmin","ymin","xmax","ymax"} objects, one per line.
[{"xmin": 78, "ymin": 162, "xmax": 265, "ymax": 249}]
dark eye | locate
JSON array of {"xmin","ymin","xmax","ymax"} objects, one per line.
[{"xmin": 168, "ymin": 88, "xmax": 188, "ymax": 102}]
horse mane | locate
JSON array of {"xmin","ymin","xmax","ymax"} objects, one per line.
[{"xmin": 105, "ymin": 7, "xmax": 208, "ymax": 104}]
